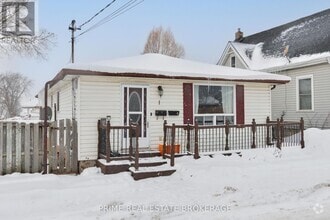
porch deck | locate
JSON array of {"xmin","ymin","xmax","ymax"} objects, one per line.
[{"xmin": 96, "ymin": 117, "xmax": 304, "ymax": 180}]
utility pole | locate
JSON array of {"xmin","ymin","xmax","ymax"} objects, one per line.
[{"xmin": 68, "ymin": 20, "xmax": 80, "ymax": 63}]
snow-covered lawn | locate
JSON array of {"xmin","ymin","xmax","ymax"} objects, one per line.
[{"xmin": 0, "ymin": 128, "xmax": 329, "ymax": 220}]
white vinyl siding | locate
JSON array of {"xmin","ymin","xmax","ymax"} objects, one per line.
[
  {"xmin": 47, "ymin": 81, "xmax": 72, "ymax": 121},
  {"xmin": 223, "ymin": 48, "xmax": 247, "ymax": 69},
  {"xmin": 78, "ymin": 76, "xmax": 184, "ymax": 160},
  {"xmin": 271, "ymin": 63, "xmax": 330, "ymax": 128},
  {"xmin": 53, "ymin": 76, "xmax": 273, "ymax": 161},
  {"xmin": 57, "ymin": 83, "xmax": 72, "ymax": 120},
  {"xmin": 245, "ymin": 83, "xmax": 271, "ymax": 124}
]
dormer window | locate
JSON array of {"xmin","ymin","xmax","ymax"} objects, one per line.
[{"xmin": 231, "ymin": 56, "xmax": 236, "ymax": 68}]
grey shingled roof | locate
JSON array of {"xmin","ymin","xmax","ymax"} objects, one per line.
[{"xmin": 237, "ymin": 9, "xmax": 330, "ymax": 58}]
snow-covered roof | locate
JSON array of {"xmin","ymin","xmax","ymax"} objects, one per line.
[
  {"xmin": 225, "ymin": 9, "xmax": 330, "ymax": 71},
  {"xmin": 60, "ymin": 53, "xmax": 289, "ymax": 83},
  {"xmin": 228, "ymin": 42, "xmax": 330, "ymax": 71},
  {"xmin": 239, "ymin": 9, "xmax": 330, "ymax": 58}
]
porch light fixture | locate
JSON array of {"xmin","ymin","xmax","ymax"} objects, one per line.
[
  {"xmin": 157, "ymin": 86, "xmax": 164, "ymax": 97},
  {"xmin": 106, "ymin": 115, "xmax": 111, "ymax": 122}
]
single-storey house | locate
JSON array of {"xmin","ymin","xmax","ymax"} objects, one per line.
[
  {"xmin": 39, "ymin": 53, "xmax": 289, "ymax": 166},
  {"xmin": 218, "ymin": 8, "xmax": 330, "ymax": 128}
]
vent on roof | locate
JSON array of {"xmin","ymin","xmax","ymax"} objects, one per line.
[
  {"xmin": 245, "ymin": 49, "xmax": 253, "ymax": 59},
  {"xmin": 283, "ymin": 45, "xmax": 291, "ymax": 62}
]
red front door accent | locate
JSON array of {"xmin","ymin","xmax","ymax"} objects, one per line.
[
  {"xmin": 236, "ymin": 85, "xmax": 245, "ymax": 124},
  {"xmin": 183, "ymin": 83, "xmax": 193, "ymax": 124}
]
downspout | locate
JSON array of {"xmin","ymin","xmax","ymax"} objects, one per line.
[{"xmin": 43, "ymin": 80, "xmax": 53, "ymax": 174}]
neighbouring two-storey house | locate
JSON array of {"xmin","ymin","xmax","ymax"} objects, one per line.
[{"xmin": 218, "ymin": 9, "xmax": 330, "ymax": 128}]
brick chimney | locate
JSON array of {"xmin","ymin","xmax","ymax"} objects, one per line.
[{"xmin": 235, "ymin": 28, "xmax": 243, "ymax": 41}]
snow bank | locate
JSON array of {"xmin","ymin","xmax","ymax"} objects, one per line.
[
  {"xmin": 304, "ymin": 128, "xmax": 330, "ymax": 155},
  {"xmin": 0, "ymin": 128, "xmax": 328, "ymax": 219}
]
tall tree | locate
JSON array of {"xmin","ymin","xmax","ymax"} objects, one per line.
[
  {"xmin": 0, "ymin": 72, "xmax": 32, "ymax": 118},
  {"xmin": 0, "ymin": 0, "xmax": 55, "ymax": 58},
  {"xmin": 143, "ymin": 26, "xmax": 185, "ymax": 58}
]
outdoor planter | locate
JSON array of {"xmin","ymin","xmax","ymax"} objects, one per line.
[{"xmin": 158, "ymin": 144, "xmax": 180, "ymax": 155}]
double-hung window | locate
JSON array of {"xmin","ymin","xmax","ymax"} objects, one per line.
[
  {"xmin": 194, "ymin": 85, "xmax": 234, "ymax": 125},
  {"xmin": 297, "ymin": 75, "xmax": 313, "ymax": 111}
]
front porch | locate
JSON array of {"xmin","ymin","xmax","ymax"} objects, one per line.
[{"xmin": 96, "ymin": 117, "xmax": 305, "ymax": 180}]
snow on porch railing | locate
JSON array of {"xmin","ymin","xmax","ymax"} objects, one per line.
[{"xmin": 163, "ymin": 117, "xmax": 305, "ymax": 166}]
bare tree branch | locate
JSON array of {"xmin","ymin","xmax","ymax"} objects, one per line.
[
  {"xmin": 0, "ymin": 0, "xmax": 55, "ymax": 58},
  {"xmin": 143, "ymin": 26, "xmax": 185, "ymax": 58},
  {"xmin": 0, "ymin": 72, "xmax": 32, "ymax": 118}
]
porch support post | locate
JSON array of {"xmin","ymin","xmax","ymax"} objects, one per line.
[
  {"xmin": 97, "ymin": 120, "xmax": 101, "ymax": 159},
  {"xmin": 194, "ymin": 119, "xmax": 199, "ymax": 159},
  {"xmin": 106, "ymin": 121, "xmax": 111, "ymax": 163},
  {"xmin": 300, "ymin": 117, "xmax": 305, "ymax": 149},
  {"xmin": 162, "ymin": 120, "xmax": 167, "ymax": 159},
  {"xmin": 266, "ymin": 116, "xmax": 271, "ymax": 145},
  {"xmin": 129, "ymin": 122, "xmax": 133, "ymax": 160},
  {"xmin": 276, "ymin": 118, "xmax": 281, "ymax": 150},
  {"xmin": 170, "ymin": 123, "xmax": 175, "ymax": 166},
  {"xmin": 134, "ymin": 125, "xmax": 140, "ymax": 170},
  {"xmin": 251, "ymin": 119, "xmax": 256, "ymax": 149},
  {"xmin": 225, "ymin": 120, "xmax": 230, "ymax": 151},
  {"xmin": 280, "ymin": 116, "xmax": 284, "ymax": 144},
  {"xmin": 186, "ymin": 119, "xmax": 191, "ymax": 152}
]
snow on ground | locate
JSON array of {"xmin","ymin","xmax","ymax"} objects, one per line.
[{"xmin": 0, "ymin": 128, "xmax": 329, "ymax": 220}]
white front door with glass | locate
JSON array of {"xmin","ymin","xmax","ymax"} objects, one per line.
[{"xmin": 123, "ymin": 86, "xmax": 148, "ymax": 147}]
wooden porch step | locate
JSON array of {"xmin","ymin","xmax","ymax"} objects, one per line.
[
  {"xmin": 120, "ymin": 151, "xmax": 161, "ymax": 158},
  {"xmin": 96, "ymin": 159, "xmax": 130, "ymax": 174},
  {"xmin": 97, "ymin": 156, "xmax": 169, "ymax": 175},
  {"xmin": 131, "ymin": 157, "xmax": 167, "ymax": 167},
  {"xmin": 129, "ymin": 165, "xmax": 176, "ymax": 180}
]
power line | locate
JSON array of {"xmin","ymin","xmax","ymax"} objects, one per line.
[
  {"xmin": 68, "ymin": 0, "xmax": 117, "ymax": 63},
  {"xmin": 88, "ymin": 0, "xmax": 143, "ymax": 32},
  {"xmin": 77, "ymin": 0, "xmax": 140, "ymax": 37},
  {"xmin": 78, "ymin": 0, "xmax": 117, "ymax": 29},
  {"xmin": 76, "ymin": 0, "xmax": 144, "ymax": 38}
]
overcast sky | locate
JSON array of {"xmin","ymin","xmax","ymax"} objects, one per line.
[{"xmin": 2, "ymin": 0, "xmax": 330, "ymax": 102}]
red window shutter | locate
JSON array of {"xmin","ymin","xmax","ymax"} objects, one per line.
[
  {"xmin": 183, "ymin": 83, "xmax": 193, "ymax": 124},
  {"xmin": 236, "ymin": 85, "xmax": 245, "ymax": 124}
]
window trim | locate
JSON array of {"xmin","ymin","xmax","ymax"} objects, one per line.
[
  {"xmin": 193, "ymin": 83, "xmax": 236, "ymax": 125},
  {"xmin": 296, "ymin": 75, "xmax": 314, "ymax": 112},
  {"xmin": 230, "ymin": 56, "xmax": 236, "ymax": 68}
]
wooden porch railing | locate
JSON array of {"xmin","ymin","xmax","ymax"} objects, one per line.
[
  {"xmin": 163, "ymin": 117, "xmax": 305, "ymax": 166},
  {"xmin": 97, "ymin": 120, "xmax": 140, "ymax": 170}
]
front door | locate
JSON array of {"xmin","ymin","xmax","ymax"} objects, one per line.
[{"xmin": 123, "ymin": 86, "xmax": 148, "ymax": 147}]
